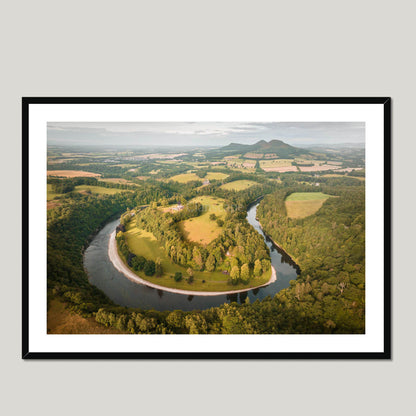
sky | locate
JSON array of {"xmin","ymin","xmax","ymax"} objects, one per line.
[{"xmin": 47, "ymin": 122, "xmax": 365, "ymax": 147}]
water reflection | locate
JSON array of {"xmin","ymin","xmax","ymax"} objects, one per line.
[
  {"xmin": 239, "ymin": 291, "xmax": 248, "ymax": 304},
  {"xmin": 227, "ymin": 293, "xmax": 238, "ymax": 303}
]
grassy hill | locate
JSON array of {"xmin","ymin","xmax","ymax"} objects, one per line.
[
  {"xmin": 220, "ymin": 180, "xmax": 258, "ymax": 191},
  {"xmin": 179, "ymin": 196, "xmax": 226, "ymax": 244},
  {"xmin": 285, "ymin": 192, "xmax": 333, "ymax": 218},
  {"xmin": 210, "ymin": 139, "xmax": 309, "ymax": 159},
  {"xmin": 169, "ymin": 171, "xmax": 229, "ymax": 183}
]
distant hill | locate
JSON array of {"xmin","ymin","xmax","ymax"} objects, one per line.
[{"xmin": 212, "ymin": 139, "xmax": 309, "ymax": 159}]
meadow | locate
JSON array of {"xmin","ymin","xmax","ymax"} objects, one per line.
[
  {"xmin": 100, "ymin": 178, "xmax": 139, "ymax": 185},
  {"xmin": 285, "ymin": 192, "xmax": 332, "ymax": 219},
  {"xmin": 322, "ymin": 174, "xmax": 365, "ymax": 181},
  {"xmin": 220, "ymin": 180, "xmax": 258, "ymax": 191},
  {"xmin": 47, "ymin": 184, "xmax": 131, "ymax": 203},
  {"xmin": 244, "ymin": 152, "xmax": 264, "ymax": 159},
  {"xmin": 224, "ymin": 158, "xmax": 256, "ymax": 171},
  {"xmin": 259, "ymin": 159, "xmax": 293, "ymax": 168},
  {"xmin": 47, "ymin": 170, "xmax": 101, "ymax": 178},
  {"xmin": 205, "ymin": 172, "xmax": 229, "ymax": 180},
  {"xmin": 47, "ymin": 299, "xmax": 124, "ymax": 334},
  {"xmin": 75, "ymin": 185, "xmax": 132, "ymax": 195},
  {"xmin": 47, "ymin": 184, "xmax": 61, "ymax": 201},
  {"xmin": 169, "ymin": 172, "xmax": 200, "ymax": 182},
  {"xmin": 179, "ymin": 196, "xmax": 226, "ymax": 245},
  {"xmin": 169, "ymin": 171, "xmax": 229, "ymax": 183}
]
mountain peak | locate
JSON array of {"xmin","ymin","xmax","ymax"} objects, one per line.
[{"xmin": 216, "ymin": 139, "xmax": 308, "ymax": 159}]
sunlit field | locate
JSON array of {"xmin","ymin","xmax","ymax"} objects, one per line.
[
  {"xmin": 220, "ymin": 180, "xmax": 258, "ymax": 191},
  {"xmin": 179, "ymin": 196, "xmax": 226, "ymax": 245},
  {"xmin": 285, "ymin": 192, "xmax": 332, "ymax": 219}
]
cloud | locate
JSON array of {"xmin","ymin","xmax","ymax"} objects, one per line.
[{"xmin": 47, "ymin": 121, "xmax": 365, "ymax": 146}]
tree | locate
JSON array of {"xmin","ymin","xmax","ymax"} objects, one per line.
[
  {"xmin": 322, "ymin": 282, "xmax": 330, "ymax": 295},
  {"xmin": 166, "ymin": 310, "xmax": 184, "ymax": 328},
  {"xmin": 155, "ymin": 258, "xmax": 163, "ymax": 276},
  {"xmin": 127, "ymin": 252, "xmax": 136, "ymax": 267},
  {"xmin": 185, "ymin": 314, "xmax": 207, "ymax": 334},
  {"xmin": 174, "ymin": 272, "xmax": 182, "ymax": 282},
  {"xmin": 230, "ymin": 257, "xmax": 239, "ymax": 268},
  {"xmin": 192, "ymin": 246, "xmax": 204, "ymax": 271},
  {"xmin": 261, "ymin": 259, "xmax": 270, "ymax": 273},
  {"xmin": 338, "ymin": 281, "xmax": 347, "ymax": 295},
  {"xmin": 116, "ymin": 315, "xmax": 128, "ymax": 331},
  {"xmin": 241, "ymin": 263, "xmax": 250, "ymax": 282},
  {"xmin": 132, "ymin": 255, "xmax": 146, "ymax": 271},
  {"xmin": 216, "ymin": 218, "xmax": 224, "ymax": 227},
  {"xmin": 139, "ymin": 317, "xmax": 157, "ymax": 332},
  {"xmin": 205, "ymin": 254, "xmax": 216, "ymax": 272},
  {"xmin": 144, "ymin": 260, "xmax": 155, "ymax": 276},
  {"xmin": 230, "ymin": 266, "xmax": 240, "ymax": 284},
  {"xmin": 255, "ymin": 160, "xmax": 262, "ymax": 172},
  {"xmin": 186, "ymin": 268, "xmax": 194, "ymax": 283},
  {"xmin": 127, "ymin": 318, "xmax": 136, "ymax": 334},
  {"xmin": 254, "ymin": 259, "xmax": 262, "ymax": 277}
]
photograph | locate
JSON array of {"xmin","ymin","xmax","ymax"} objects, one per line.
[{"xmin": 23, "ymin": 98, "xmax": 390, "ymax": 358}]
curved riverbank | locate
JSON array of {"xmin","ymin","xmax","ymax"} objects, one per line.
[
  {"xmin": 108, "ymin": 230, "xmax": 276, "ymax": 296},
  {"xmin": 256, "ymin": 221, "xmax": 301, "ymax": 273}
]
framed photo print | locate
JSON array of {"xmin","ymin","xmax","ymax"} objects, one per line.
[{"xmin": 22, "ymin": 97, "xmax": 391, "ymax": 358}]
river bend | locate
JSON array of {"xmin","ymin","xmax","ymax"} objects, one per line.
[{"xmin": 84, "ymin": 203, "xmax": 298, "ymax": 311}]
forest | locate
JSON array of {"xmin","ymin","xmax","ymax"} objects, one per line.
[
  {"xmin": 47, "ymin": 170, "xmax": 365, "ymax": 333},
  {"xmin": 256, "ymin": 184, "xmax": 365, "ymax": 333}
]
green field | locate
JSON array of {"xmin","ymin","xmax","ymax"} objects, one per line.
[
  {"xmin": 205, "ymin": 172, "xmax": 229, "ymax": 180},
  {"xmin": 100, "ymin": 178, "xmax": 139, "ymax": 186},
  {"xmin": 123, "ymin": 220, "xmax": 271, "ymax": 292},
  {"xmin": 179, "ymin": 196, "xmax": 226, "ymax": 244},
  {"xmin": 47, "ymin": 184, "xmax": 131, "ymax": 201},
  {"xmin": 75, "ymin": 185, "xmax": 131, "ymax": 195},
  {"xmin": 286, "ymin": 192, "xmax": 331, "ymax": 201},
  {"xmin": 48, "ymin": 299, "xmax": 124, "ymax": 334},
  {"xmin": 170, "ymin": 171, "xmax": 229, "ymax": 183},
  {"xmin": 220, "ymin": 180, "xmax": 258, "ymax": 191},
  {"xmin": 259, "ymin": 159, "xmax": 293, "ymax": 168},
  {"xmin": 169, "ymin": 172, "xmax": 201, "ymax": 183},
  {"xmin": 224, "ymin": 158, "xmax": 256, "ymax": 172},
  {"xmin": 321, "ymin": 174, "xmax": 347, "ymax": 178},
  {"xmin": 285, "ymin": 192, "xmax": 332, "ymax": 218},
  {"xmin": 322, "ymin": 174, "xmax": 365, "ymax": 181},
  {"xmin": 47, "ymin": 184, "xmax": 61, "ymax": 200}
]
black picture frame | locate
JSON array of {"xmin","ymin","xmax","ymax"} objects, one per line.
[{"xmin": 22, "ymin": 97, "xmax": 391, "ymax": 359}]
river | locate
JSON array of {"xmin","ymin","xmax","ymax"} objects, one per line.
[{"xmin": 84, "ymin": 202, "xmax": 299, "ymax": 311}]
